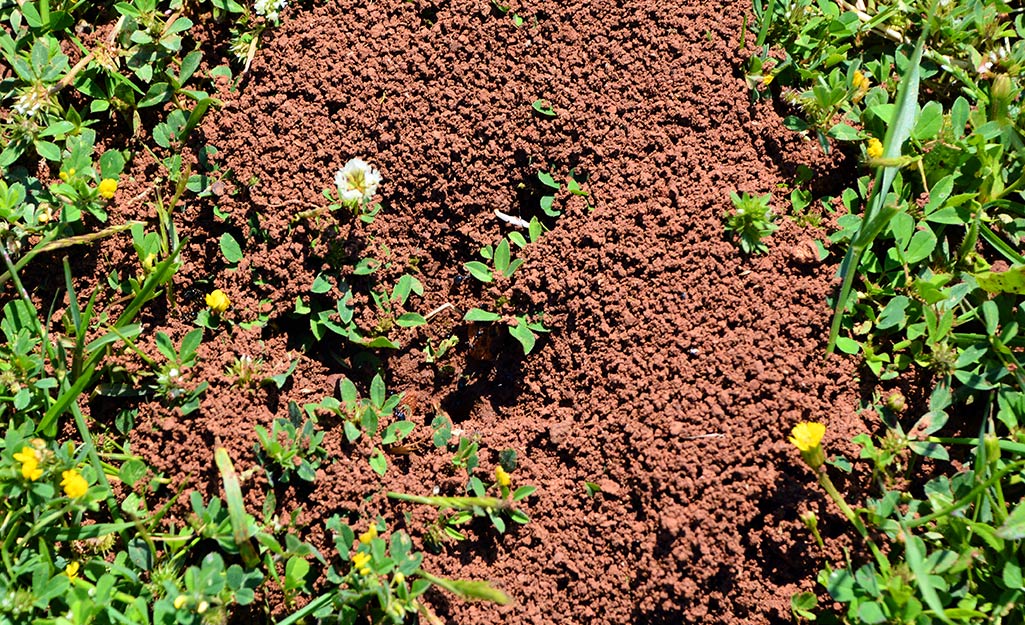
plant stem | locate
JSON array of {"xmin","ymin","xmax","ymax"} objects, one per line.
[
  {"xmin": 273, "ymin": 592, "xmax": 334, "ymax": 625},
  {"xmin": 816, "ymin": 470, "xmax": 889, "ymax": 572},
  {"xmin": 905, "ymin": 460, "xmax": 1025, "ymax": 528}
]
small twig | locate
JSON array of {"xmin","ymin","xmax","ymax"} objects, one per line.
[
  {"xmin": 681, "ymin": 432, "xmax": 725, "ymax": 440},
  {"xmin": 290, "ymin": 202, "xmax": 335, "ymax": 223},
  {"xmin": 837, "ymin": 0, "xmax": 908, "ymax": 44},
  {"xmin": 494, "ymin": 209, "xmax": 530, "ymax": 229},
  {"xmin": 424, "ymin": 302, "xmax": 453, "ymax": 321},
  {"xmin": 48, "ymin": 50, "xmax": 95, "ymax": 97}
]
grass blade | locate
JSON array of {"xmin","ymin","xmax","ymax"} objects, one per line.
[
  {"xmin": 755, "ymin": 0, "xmax": 776, "ymax": 48},
  {"xmin": 214, "ymin": 446, "xmax": 260, "ymax": 568},
  {"xmin": 980, "ymin": 222, "xmax": 1025, "ymax": 265},
  {"xmin": 827, "ymin": 0, "xmax": 940, "ymax": 352},
  {"xmin": 387, "ymin": 491, "xmax": 508, "ymax": 512},
  {"xmin": 416, "ymin": 569, "xmax": 512, "ymax": 605}
]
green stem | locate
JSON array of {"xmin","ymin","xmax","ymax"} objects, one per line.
[
  {"xmin": 70, "ymin": 576, "xmax": 137, "ymax": 605},
  {"xmin": 905, "ymin": 460, "xmax": 1025, "ymax": 528},
  {"xmin": 817, "ymin": 471, "xmax": 866, "ymax": 535},
  {"xmin": 273, "ymin": 592, "xmax": 335, "ymax": 625},
  {"xmin": 2, "ymin": 516, "xmax": 21, "ymax": 573},
  {"xmin": 995, "ymin": 170, "xmax": 1025, "ymax": 201},
  {"xmin": 816, "ymin": 471, "xmax": 889, "ymax": 573},
  {"xmin": 754, "ymin": 0, "xmax": 776, "ymax": 48},
  {"xmin": 929, "ymin": 436, "xmax": 1025, "ymax": 454},
  {"xmin": 0, "ymin": 245, "xmax": 56, "ymax": 411}
]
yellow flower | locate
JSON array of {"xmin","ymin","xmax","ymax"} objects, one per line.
[
  {"xmin": 98, "ymin": 178, "xmax": 118, "ymax": 199},
  {"xmin": 762, "ymin": 73, "xmax": 774, "ymax": 86},
  {"xmin": 351, "ymin": 551, "xmax": 372, "ymax": 575},
  {"xmin": 205, "ymin": 289, "xmax": 231, "ymax": 314},
  {"xmin": 65, "ymin": 561, "xmax": 80, "ymax": 581},
  {"xmin": 790, "ymin": 422, "xmax": 826, "ymax": 470},
  {"xmin": 851, "ymin": 70, "xmax": 869, "ymax": 92},
  {"xmin": 13, "ymin": 446, "xmax": 43, "ymax": 481},
  {"xmin": 358, "ymin": 525, "xmax": 378, "ymax": 545},
  {"xmin": 173, "ymin": 595, "xmax": 188, "ymax": 610},
  {"xmin": 495, "ymin": 466, "xmax": 511, "ymax": 488},
  {"xmin": 61, "ymin": 469, "xmax": 89, "ymax": 499},
  {"xmin": 789, "ymin": 422, "xmax": 825, "ymax": 451},
  {"xmin": 851, "ymin": 70, "xmax": 870, "ymax": 103},
  {"xmin": 866, "ymin": 137, "xmax": 884, "ymax": 160}
]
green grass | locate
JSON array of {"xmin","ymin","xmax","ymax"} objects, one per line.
[
  {"xmin": 0, "ymin": 2, "xmax": 527, "ymax": 623},
  {"xmin": 751, "ymin": 0, "xmax": 1025, "ymax": 622}
]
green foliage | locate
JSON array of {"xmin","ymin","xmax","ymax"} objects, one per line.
[
  {"xmin": 753, "ymin": 0, "xmax": 1025, "ymax": 623},
  {"xmin": 464, "ymin": 308, "xmax": 549, "ymax": 355},
  {"xmin": 531, "ymin": 98, "xmax": 557, "ymax": 117},
  {"xmin": 724, "ymin": 191, "xmax": 777, "ymax": 255},
  {"xmin": 149, "ymin": 328, "xmax": 208, "ymax": 415},
  {"xmin": 535, "ymin": 168, "xmax": 591, "ymax": 216},
  {"xmin": 388, "ymin": 459, "xmax": 535, "ymax": 544},
  {"xmin": 0, "ymin": 2, "xmax": 535, "ymax": 623},
  {"xmin": 275, "ymin": 518, "xmax": 510, "ymax": 625},
  {"xmin": 306, "ymin": 374, "xmax": 413, "ymax": 476},
  {"xmin": 423, "ymin": 334, "xmax": 458, "ymax": 367},
  {"xmin": 254, "ymin": 402, "xmax": 327, "ymax": 486},
  {"xmin": 464, "ymin": 237, "xmax": 524, "ymax": 283},
  {"xmin": 810, "ymin": 390, "xmax": 1025, "ymax": 624},
  {"xmin": 450, "ymin": 436, "xmax": 480, "ymax": 474},
  {"xmin": 294, "ymin": 267, "xmax": 426, "ymax": 350}
]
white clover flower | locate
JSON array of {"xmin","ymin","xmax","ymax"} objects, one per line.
[
  {"xmin": 335, "ymin": 158, "xmax": 382, "ymax": 205},
  {"xmin": 254, "ymin": 0, "xmax": 287, "ymax": 20},
  {"xmin": 11, "ymin": 85, "xmax": 48, "ymax": 118},
  {"xmin": 977, "ymin": 41, "xmax": 1012, "ymax": 77}
]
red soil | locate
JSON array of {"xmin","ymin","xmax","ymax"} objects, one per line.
[{"xmin": 75, "ymin": 0, "xmax": 877, "ymax": 622}]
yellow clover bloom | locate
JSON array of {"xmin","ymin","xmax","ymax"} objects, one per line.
[
  {"xmin": 98, "ymin": 178, "xmax": 118, "ymax": 199},
  {"xmin": 205, "ymin": 289, "xmax": 231, "ymax": 314},
  {"xmin": 352, "ymin": 551, "xmax": 372, "ymax": 576},
  {"xmin": 790, "ymin": 422, "xmax": 826, "ymax": 470},
  {"xmin": 61, "ymin": 469, "xmax": 89, "ymax": 499},
  {"xmin": 358, "ymin": 525, "xmax": 378, "ymax": 545},
  {"xmin": 13, "ymin": 446, "xmax": 43, "ymax": 481},
  {"xmin": 851, "ymin": 70, "xmax": 869, "ymax": 91},
  {"xmin": 65, "ymin": 561, "xmax": 80, "ymax": 581},
  {"xmin": 173, "ymin": 595, "xmax": 188, "ymax": 610},
  {"xmin": 866, "ymin": 137, "xmax": 884, "ymax": 160},
  {"xmin": 495, "ymin": 465, "xmax": 511, "ymax": 488}
]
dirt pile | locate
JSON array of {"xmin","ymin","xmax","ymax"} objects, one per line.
[{"xmin": 115, "ymin": 0, "xmax": 871, "ymax": 622}]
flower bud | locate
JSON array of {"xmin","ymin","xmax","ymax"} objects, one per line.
[
  {"xmin": 984, "ymin": 434, "xmax": 1001, "ymax": 465},
  {"xmin": 358, "ymin": 524, "xmax": 378, "ymax": 545},
  {"xmin": 885, "ymin": 391, "xmax": 906, "ymax": 413},
  {"xmin": 495, "ymin": 465, "xmax": 511, "ymax": 488},
  {"xmin": 799, "ymin": 510, "xmax": 818, "ymax": 533},
  {"xmin": 866, "ymin": 137, "xmax": 884, "ymax": 160},
  {"xmin": 991, "ymin": 75, "xmax": 1012, "ymax": 122}
]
